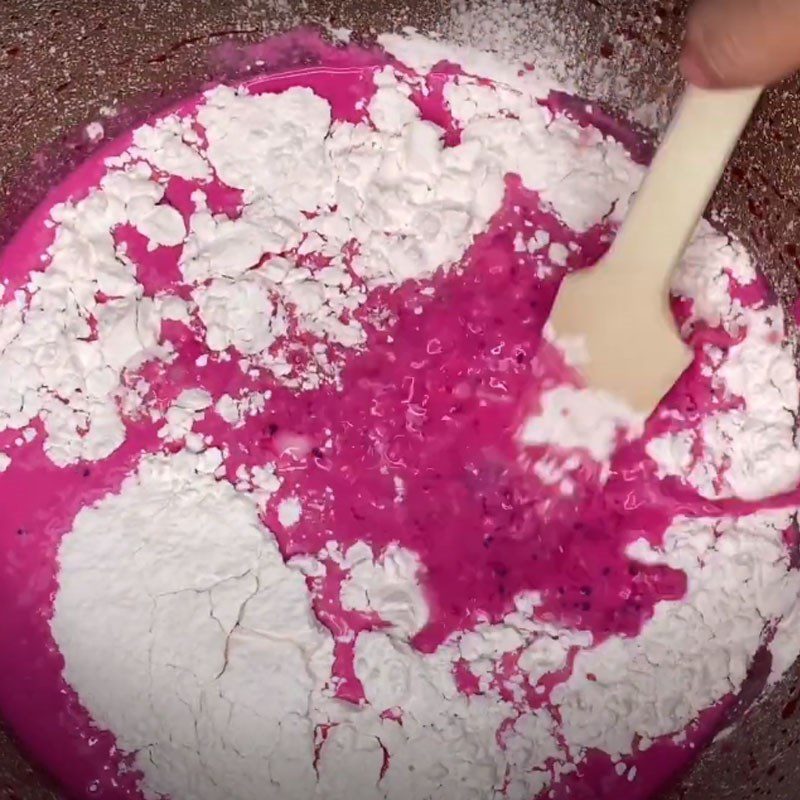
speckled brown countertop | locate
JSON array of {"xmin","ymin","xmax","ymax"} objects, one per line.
[{"xmin": 1, "ymin": 1, "xmax": 800, "ymax": 799}]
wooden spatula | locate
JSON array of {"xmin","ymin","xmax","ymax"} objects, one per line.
[{"xmin": 547, "ymin": 84, "xmax": 762, "ymax": 417}]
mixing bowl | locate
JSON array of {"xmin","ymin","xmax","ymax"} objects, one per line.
[{"xmin": 2, "ymin": 1, "xmax": 800, "ymax": 798}]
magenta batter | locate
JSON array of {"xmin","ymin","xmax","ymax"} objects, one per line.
[{"xmin": 0, "ymin": 33, "xmax": 786, "ymax": 800}]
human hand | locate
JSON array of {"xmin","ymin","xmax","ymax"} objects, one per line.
[{"xmin": 680, "ymin": 0, "xmax": 800, "ymax": 88}]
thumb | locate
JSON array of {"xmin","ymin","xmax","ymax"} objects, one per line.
[{"xmin": 681, "ymin": 0, "xmax": 800, "ymax": 88}]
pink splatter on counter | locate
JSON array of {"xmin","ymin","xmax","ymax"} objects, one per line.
[{"xmin": 0, "ymin": 29, "xmax": 799, "ymax": 800}]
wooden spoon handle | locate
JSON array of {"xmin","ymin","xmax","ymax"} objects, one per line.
[{"xmin": 608, "ymin": 84, "xmax": 762, "ymax": 286}]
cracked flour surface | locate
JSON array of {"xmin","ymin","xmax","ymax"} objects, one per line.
[
  {"xmin": 52, "ymin": 451, "xmax": 518, "ymax": 800},
  {"xmin": 51, "ymin": 450, "xmax": 800, "ymax": 800},
  {"xmin": 0, "ymin": 27, "xmax": 799, "ymax": 800}
]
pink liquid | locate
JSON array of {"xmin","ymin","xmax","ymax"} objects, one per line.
[{"xmin": 0, "ymin": 33, "xmax": 793, "ymax": 800}]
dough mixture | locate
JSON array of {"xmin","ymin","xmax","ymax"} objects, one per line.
[{"xmin": 1, "ymin": 29, "xmax": 800, "ymax": 800}]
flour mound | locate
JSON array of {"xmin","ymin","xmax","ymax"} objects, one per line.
[{"xmin": 52, "ymin": 452, "xmax": 334, "ymax": 800}]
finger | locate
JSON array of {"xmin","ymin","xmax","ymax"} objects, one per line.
[{"xmin": 680, "ymin": 0, "xmax": 800, "ymax": 88}]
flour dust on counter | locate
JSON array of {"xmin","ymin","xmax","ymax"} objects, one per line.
[{"xmin": 0, "ymin": 28, "xmax": 800, "ymax": 800}]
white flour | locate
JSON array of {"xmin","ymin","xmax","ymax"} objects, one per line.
[
  {"xmin": 339, "ymin": 543, "xmax": 429, "ymax": 637},
  {"xmin": 519, "ymin": 385, "xmax": 642, "ymax": 462},
  {"xmin": 647, "ymin": 281, "xmax": 800, "ymax": 501},
  {"xmin": 0, "ymin": 165, "xmax": 169, "ymax": 465},
  {"xmin": 554, "ymin": 510, "xmax": 800, "ymax": 756},
  {"xmin": 4, "ymin": 26, "xmax": 795, "ymax": 800}
]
